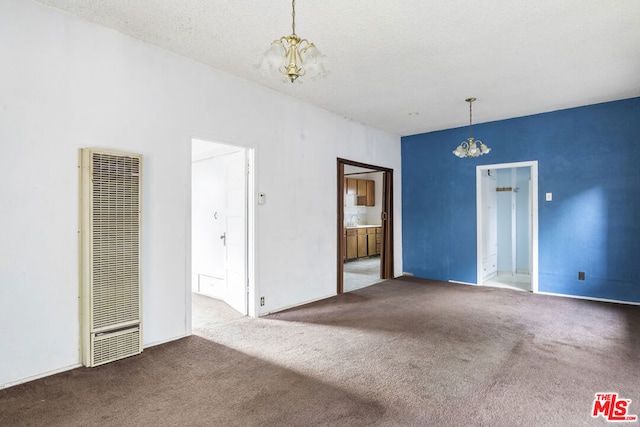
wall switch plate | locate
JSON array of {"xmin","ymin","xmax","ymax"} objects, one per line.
[
  {"xmin": 258, "ymin": 193, "xmax": 266, "ymax": 205},
  {"xmin": 546, "ymin": 192, "xmax": 553, "ymax": 201},
  {"xmin": 260, "ymin": 296, "xmax": 265, "ymax": 306}
]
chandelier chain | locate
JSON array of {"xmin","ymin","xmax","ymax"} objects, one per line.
[
  {"xmin": 291, "ymin": 0, "xmax": 296, "ymax": 35},
  {"xmin": 469, "ymin": 99, "xmax": 473, "ymax": 138}
]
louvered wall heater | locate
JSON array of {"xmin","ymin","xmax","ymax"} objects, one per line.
[{"xmin": 79, "ymin": 149, "xmax": 143, "ymax": 367}]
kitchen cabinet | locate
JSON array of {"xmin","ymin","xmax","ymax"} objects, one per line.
[
  {"xmin": 344, "ymin": 178, "xmax": 375, "ymax": 207},
  {"xmin": 367, "ymin": 227, "xmax": 377, "ymax": 255},
  {"xmin": 346, "ymin": 178, "xmax": 358, "ymax": 195},
  {"xmin": 357, "ymin": 229, "xmax": 368, "ymax": 258},
  {"xmin": 365, "ymin": 180, "xmax": 375, "ymax": 206},
  {"xmin": 346, "ymin": 229, "xmax": 358, "ymax": 260},
  {"xmin": 344, "ymin": 226, "xmax": 382, "ymax": 260}
]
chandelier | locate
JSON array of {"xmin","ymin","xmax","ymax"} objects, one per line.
[
  {"xmin": 453, "ymin": 98, "xmax": 491, "ymax": 158},
  {"xmin": 260, "ymin": 0, "xmax": 327, "ymax": 82}
]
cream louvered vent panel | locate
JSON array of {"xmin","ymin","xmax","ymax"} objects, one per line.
[
  {"xmin": 80, "ymin": 149, "xmax": 143, "ymax": 367},
  {"xmin": 91, "ymin": 153, "xmax": 141, "ymax": 330},
  {"xmin": 92, "ymin": 327, "xmax": 141, "ymax": 367}
]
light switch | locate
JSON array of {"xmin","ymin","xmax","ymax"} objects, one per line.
[
  {"xmin": 258, "ymin": 193, "xmax": 266, "ymax": 205},
  {"xmin": 546, "ymin": 192, "xmax": 552, "ymax": 201}
]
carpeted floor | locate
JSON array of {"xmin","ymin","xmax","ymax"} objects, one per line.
[{"xmin": 1, "ymin": 277, "xmax": 639, "ymax": 426}]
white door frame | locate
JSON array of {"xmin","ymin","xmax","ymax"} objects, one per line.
[
  {"xmin": 476, "ymin": 161, "xmax": 538, "ymax": 293},
  {"xmin": 187, "ymin": 137, "xmax": 256, "ymax": 332}
]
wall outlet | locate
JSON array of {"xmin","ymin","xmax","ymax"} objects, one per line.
[
  {"xmin": 578, "ymin": 272, "xmax": 585, "ymax": 280},
  {"xmin": 260, "ymin": 297, "xmax": 265, "ymax": 306}
]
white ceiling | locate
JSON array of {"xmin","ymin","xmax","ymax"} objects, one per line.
[{"xmin": 34, "ymin": 0, "xmax": 640, "ymax": 136}]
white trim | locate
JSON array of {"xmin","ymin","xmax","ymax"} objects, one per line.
[
  {"xmin": 260, "ymin": 293, "xmax": 336, "ymax": 316},
  {"xmin": 538, "ymin": 292, "xmax": 640, "ymax": 307},
  {"xmin": 144, "ymin": 333, "xmax": 191, "ymax": 348},
  {"xmin": 246, "ymin": 148, "xmax": 257, "ymax": 318},
  {"xmin": 477, "ymin": 161, "xmax": 539, "ymax": 293},
  {"xmin": 1, "ymin": 363, "xmax": 82, "ymax": 389},
  {"xmin": 448, "ymin": 280, "xmax": 477, "ymax": 286}
]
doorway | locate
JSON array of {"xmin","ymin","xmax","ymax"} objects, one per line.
[
  {"xmin": 343, "ymin": 168, "xmax": 383, "ymax": 292},
  {"xmin": 191, "ymin": 138, "xmax": 251, "ymax": 316},
  {"xmin": 476, "ymin": 161, "xmax": 538, "ymax": 293},
  {"xmin": 337, "ymin": 158, "xmax": 394, "ymax": 294}
]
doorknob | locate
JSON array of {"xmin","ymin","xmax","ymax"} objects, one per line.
[{"xmin": 220, "ymin": 232, "xmax": 226, "ymax": 246}]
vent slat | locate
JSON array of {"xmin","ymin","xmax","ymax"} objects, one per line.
[
  {"xmin": 91, "ymin": 152, "xmax": 141, "ymax": 330},
  {"xmin": 92, "ymin": 327, "xmax": 141, "ymax": 366}
]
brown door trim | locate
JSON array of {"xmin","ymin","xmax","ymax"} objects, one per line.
[{"xmin": 337, "ymin": 158, "xmax": 394, "ymax": 294}]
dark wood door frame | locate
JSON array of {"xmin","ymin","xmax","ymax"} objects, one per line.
[{"xmin": 337, "ymin": 158, "xmax": 394, "ymax": 294}]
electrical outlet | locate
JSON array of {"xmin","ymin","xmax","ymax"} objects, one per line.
[
  {"xmin": 578, "ymin": 272, "xmax": 585, "ymax": 280},
  {"xmin": 260, "ymin": 297, "xmax": 265, "ymax": 306}
]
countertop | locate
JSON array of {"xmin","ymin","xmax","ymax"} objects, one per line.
[{"xmin": 345, "ymin": 224, "xmax": 381, "ymax": 229}]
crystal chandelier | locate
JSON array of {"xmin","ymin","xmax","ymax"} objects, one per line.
[
  {"xmin": 260, "ymin": 0, "xmax": 327, "ymax": 82},
  {"xmin": 453, "ymin": 98, "xmax": 491, "ymax": 158}
]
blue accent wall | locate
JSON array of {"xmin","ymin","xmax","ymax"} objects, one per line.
[{"xmin": 401, "ymin": 97, "xmax": 640, "ymax": 303}]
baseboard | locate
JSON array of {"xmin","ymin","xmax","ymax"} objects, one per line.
[
  {"xmin": 448, "ymin": 280, "xmax": 477, "ymax": 286},
  {"xmin": 537, "ymin": 292, "xmax": 640, "ymax": 306},
  {"xmin": 144, "ymin": 333, "xmax": 191, "ymax": 349},
  {"xmin": 260, "ymin": 293, "xmax": 336, "ymax": 316},
  {"xmin": 446, "ymin": 280, "xmax": 639, "ymax": 306},
  {"xmin": 1, "ymin": 362, "xmax": 83, "ymax": 390},
  {"xmin": 1, "ymin": 333, "xmax": 193, "ymax": 390}
]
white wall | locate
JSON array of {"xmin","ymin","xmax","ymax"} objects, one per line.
[{"xmin": 0, "ymin": 0, "xmax": 401, "ymax": 387}]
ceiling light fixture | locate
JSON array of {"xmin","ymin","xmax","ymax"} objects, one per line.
[
  {"xmin": 453, "ymin": 98, "xmax": 491, "ymax": 158},
  {"xmin": 260, "ymin": 0, "xmax": 327, "ymax": 83}
]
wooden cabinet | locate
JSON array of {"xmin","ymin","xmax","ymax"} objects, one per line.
[
  {"xmin": 346, "ymin": 178, "xmax": 358, "ymax": 195},
  {"xmin": 344, "ymin": 226, "xmax": 382, "ymax": 260},
  {"xmin": 346, "ymin": 229, "xmax": 358, "ymax": 260},
  {"xmin": 365, "ymin": 180, "xmax": 375, "ymax": 206},
  {"xmin": 367, "ymin": 227, "xmax": 377, "ymax": 255},
  {"xmin": 345, "ymin": 178, "xmax": 375, "ymax": 206},
  {"xmin": 357, "ymin": 229, "xmax": 368, "ymax": 258}
]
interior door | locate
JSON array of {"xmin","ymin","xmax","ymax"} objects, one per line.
[
  {"xmin": 192, "ymin": 155, "xmax": 226, "ymax": 299},
  {"xmin": 223, "ymin": 150, "xmax": 247, "ymax": 315}
]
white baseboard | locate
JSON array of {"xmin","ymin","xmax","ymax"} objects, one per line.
[
  {"xmin": 144, "ymin": 333, "xmax": 191, "ymax": 349},
  {"xmin": 448, "ymin": 280, "xmax": 639, "ymax": 307},
  {"xmin": 1, "ymin": 363, "xmax": 82, "ymax": 390},
  {"xmin": 448, "ymin": 280, "xmax": 478, "ymax": 286},
  {"xmin": 260, "ymin": 293, "xmax": 336, "ymax": 316},
  {"xmin": 537, "ymin": 292, "xmax": 640, "ymax": 306},
  {"xmin": 1, "ymin": 333, "xmax": 194, "ymax": 390}
]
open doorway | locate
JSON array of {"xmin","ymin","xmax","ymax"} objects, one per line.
[
  {"xmin": 337, "ymin": 158, "xmax": 394, "ymax": 294},
  {"xmin": 191, "ymin": 138, "xmax": 251, "ymax": 319},
  {"xmin": 476, "ymin": 161, "xmax": 538, "ymax": 293},
  {"xmin": 343, "ymin": 167, "xmax": 383, "ymax": 292}
]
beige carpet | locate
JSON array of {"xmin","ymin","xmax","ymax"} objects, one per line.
[{"xmin": 2, "ymin": 277, "xmax": 639, "ymax": 426}]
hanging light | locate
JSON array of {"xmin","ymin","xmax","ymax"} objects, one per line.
[
  {"xmin": 259, "ymin": 0, "xmax": 327, "ymax": 83},
  {"xmin": 453, "ymin": 98, "xmax": 491, "ymax": 158}
]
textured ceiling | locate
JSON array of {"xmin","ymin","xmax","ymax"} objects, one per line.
[{"xmin": 34, "ymin": 0, "xmax": 640, "ymax": 136}]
